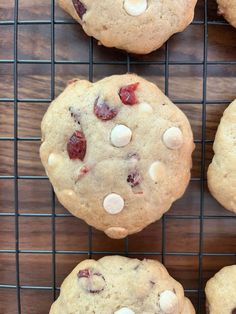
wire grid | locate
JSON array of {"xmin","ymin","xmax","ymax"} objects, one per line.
[{"xmin": 0, "ymin": 0, "xmax": 236, "ymax": 313}]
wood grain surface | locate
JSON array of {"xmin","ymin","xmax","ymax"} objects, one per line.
[{"xmin": 0, "ymin": 0, "xmax": 236, "ymax": 313}]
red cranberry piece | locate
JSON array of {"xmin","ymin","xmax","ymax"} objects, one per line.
[
  {"xmin": 80, "ymin": 165, "xmax": 89, "ymax": 175},
  {"xmin": 94, "ymin": 98, "xmax": 118, "ymax": 121},
  {"xmin": 67, "ymin": 131, "xmax": 86, "ymax": 161},
  {"xmin": 232, "ymin": 309, "xmax": 236, "ymax": 314},
  {"xmin": 78, "ymin": 269, "xmax": 91, "ymax": 278},
  {"xmin": 76, "ymin": 165, "xmax": 90, "ymax": 183},
  {"xmin": 127, "ymin": 169, "xmax": 141, "ymax": 187},
  {"xmin": 78, "ymin": 268, "xmax": 105, "ymax": 294},
  {"xmin": 72, "ymin": 0, "xmax": 86, "ymax": 19},
  {"xmin": 119, "ymin": 82, "xmax": 139, "ymax": 105}
]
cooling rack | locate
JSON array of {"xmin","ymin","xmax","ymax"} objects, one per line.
[{"xmin": 0, "ymin": 0, "xmax": 236, "ymax": 313}]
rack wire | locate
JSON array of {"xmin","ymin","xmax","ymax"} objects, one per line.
[{"xmin": 0, "ymin": 0, "xmax": 236, "ymax": 313}]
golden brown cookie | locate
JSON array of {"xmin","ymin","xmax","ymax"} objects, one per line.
[
  {"xmin": 208, "ymin": 100, "xmax": 236, "ymax": 214},
  {"xmin": 217, "ymin": 0, "xmax": 236, "ymax": 28},
  {"xmin": 58, "ymin": 0, "xmax": 197, "ymax": 54},
  {"xmin": 50, "ymin": 256, "xmax": 196, "ymax": 314},
  {"xmin": 205, "ymin": 265, "xmax": 236, "ymax": 314},
  {"xmin": 40, "ymin": 74, "xmax": 194, "ymax": 238}
]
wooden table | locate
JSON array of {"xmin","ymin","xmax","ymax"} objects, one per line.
[{"xmin": 0, "ymin": 0, "xmax": 236, "ymax": 313}]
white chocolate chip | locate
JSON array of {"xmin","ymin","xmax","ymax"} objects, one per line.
[
  {"xmin": 139, "ymin": 102, "xmax": 153, "ymax": 114},
  {"xmin": 62, "ymin": 190, "xmax": 76, "ymax": 198},
  {"xmin": 149, "ymin": 161, "xmax": 165, "ymax": 181},
  {"xmin": 123, "ymin": 0, "xmax": 147, "ymax": 16},
  {"xmin": 163, "ymin": 127, "xmax": 183, "ymax": 150},
  {"xmin": 59, "ymin": 190, "xmax": 77, "ymax": 204},
  {"xmin": 159, "ymin": 290, "xmax": 178, "ymax": 314},
  {"xmin": 103, "ymin": 193, "xmax": 124, "ymax": 214},
  {"xmin": 111, "ymin": 125, "xmax": 132, "ymax": 147},
  {"xmin": 67, "ymin": 191, "xmax": 74, "ymax": 197},
  {"xmin": 48, "ymin": 153, "xmax": 61, "ymax": 167},
  {"xmin": 114, "ymin": 308, "xmax": 135, "ymax": 314}
]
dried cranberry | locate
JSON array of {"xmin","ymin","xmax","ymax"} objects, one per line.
[
  {"xmin": 78, "ymin": 268, "xmax": 105, "ymax": 294},
  {"xmin": 67, "ymin": 131, "xmax": 86, "ymax": 160},
  {"xmin": 127, "ymin": 169, "xmax": 141, "ymax": 187},
  {"xmin": 80, "ymin": 165, "xmax": 89, "ymax": 175},
  {"xmin": 119, "ymin": 82, "xmax": 139, "ymax": 105},
  {"xmin": 78, "ymin": 269, "xmax": 91, "ymax": 278},
  {"xmin": 94, "ymin": 98, "xmax": 118, "ymax": 121},
  {"xmin": 232, "ymin": 309, "xmax": 236, "ymax": 314},
  {"xmin": 72, "ymin": 0, "xmax": 86, "ymax": 19},
  {"xmin": 75, "ymin": 165, "xmax": 90, "ymax": 183}
]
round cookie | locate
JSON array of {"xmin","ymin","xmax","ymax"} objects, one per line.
[
  {"xmin": 49, "ymin": 255, "xmax": 196, "ymax": 314},
  {"xmin": 217, "ymin": 0, "xmax": 236, "ymax": 28},
  {"xmin": 40, "ymin": 74, "xmax": 194, "ymax": 239},
  {"xmin": 207, "ymin": 100, "xmax": 236, "ymax": 214},
  {"xmin": 205, "ymin": 265, "xmax": 236, "ymax": 314},
  {"xmin": 58, "ymin": 0, "xmax": 197, "ymax": 54}
]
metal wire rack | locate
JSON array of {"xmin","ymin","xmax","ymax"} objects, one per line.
[{"xmin": 0, "ymin": 0, "xmax": 236, "ymax": 313}]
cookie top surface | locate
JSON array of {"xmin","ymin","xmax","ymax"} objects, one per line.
[
  {"xmin": 40, "ymin": 74, "xmax": 194, "ymax": 238},
  {"xmin": 217, "ymin": 0, "xmax": 236, "ymax": 28},
  {"xmin": 205, "ymin": 265, "xmax": 236, "ymax": 314},
  {"xmin": 207, "ymin": 99, "xmax": 236, "ymax": 214},
  {"xmin": 49, "ymin": 255, "xmax": 195, "ymax": 314},
  {"xmin": 58, "ymin": 0, "xmax": 197, "ymax": 54}
]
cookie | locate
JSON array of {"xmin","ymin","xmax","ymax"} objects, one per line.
[
  {"xmin": 207, "ymin": 100, "xmax": 236, "ymax": 214},
  {"xmin": 58, "ymin": 0, "xmax": 197, "ymax": 54},
  {"xmin": 205, "ymin": 265, "xmax": 236, "ymax": 314},
  {"xmin": 40, "ymin": 74, "xmax": 194, "ymax": 239},
  {"xmin": 49, "ymin": 255, "xmax": 195, "ymax": 314},
  {"xmin": 217, "ymin": 0, "xmax": 236, "ymax": 28}
]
